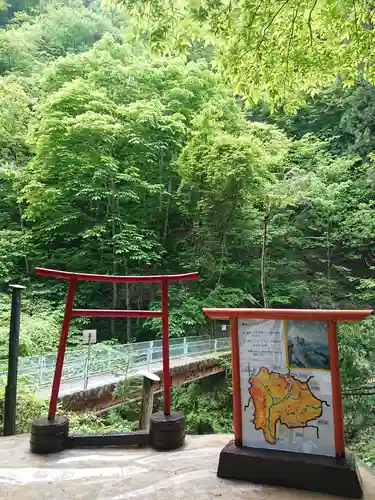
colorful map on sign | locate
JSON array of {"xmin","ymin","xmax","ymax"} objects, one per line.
[{"xmin": 248, "ymin": 367, "xmax": 326, "ymax": 445}]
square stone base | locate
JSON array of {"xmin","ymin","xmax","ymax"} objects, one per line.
[{"xmin": 217, "ymin": 440, "xmax": 363, "ymax": 498}]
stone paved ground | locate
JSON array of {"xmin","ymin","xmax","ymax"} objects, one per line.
[{"xmin": 0, "ymin": 434, "xmax": 374, "ymax": 499}]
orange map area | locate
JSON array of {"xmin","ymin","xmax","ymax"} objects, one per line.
[{"xmin": 249, "ymin": 367, "xmax": 324, "ymax": 445}]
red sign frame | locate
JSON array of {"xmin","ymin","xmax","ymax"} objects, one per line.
[{"xmin": 203, "ymin": 308, "xmax": 372, "ymax": 458}]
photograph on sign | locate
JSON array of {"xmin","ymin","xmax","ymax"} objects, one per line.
[
  {"xmin": 286, "ymin": 320, "xmax": 330, "ymax": 370},
  {"xmin": 239, "ymin": 318, "xmax": 335, "ymax": 457}
]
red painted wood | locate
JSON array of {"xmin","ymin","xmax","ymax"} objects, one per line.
[
  {"xmin": 36, "ymin": 267, "xmax": 199, "ymax": 283},
  {"xmin": 328, "ymin": 321, "xmax": 345, "ymax": 457},
  {"xmin": 161, "ymin": 279, "xmax": 170, "ymax": 415},
  {"xmin": 230, "ymin": 317, "xmax": 242, "ymax": 446},
  {"xmin": 72, "ymin": 309, "xmax": 162, "ymax": 318},
  {"xmin": 203, "ymin": 308, "xmax": 372, "ymax": 322},
  {"xmin": 38, "ymin": 267, "xmax": 199, "ymax": 422},
  {"xmin": 204, "ymin": 308, "xmax": 358, "ymax": 456},
  {"xmin": 48, "ymin": 279, "xmax": 77, "ymax": 420}
]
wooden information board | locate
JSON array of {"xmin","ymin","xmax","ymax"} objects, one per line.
[
  {"xmin": 203, "ymin": 308, "xmax": 372, "ymax": 498},
  {"xmin": 239, "ymin": 318, "xmax": 335, "ymax": 456}
]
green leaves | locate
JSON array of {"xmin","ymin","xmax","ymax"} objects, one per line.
[
  {"xmin": 0, "ymin": 293, "xmax": 64, "ymax": 358},
  {"xmin": 13, "ymin": 35, "xmax": 223, "ymax": 339},
  {"xmin": 0, "ymin": 79, "xmax": 30, "ymax": 163},
  {"xmin": 0, "ymin": 375, "xmax": 47, "ymax": 435},
  {"xmin": 1, "ymin": 0, "xmax": 375, "ymax": 354},
  {"xmin": 119, "ymin": 0, "xmax": 375, "ymax": 109},
  {"xmin": 0, "ymin": 2, "xmax": 125, "ymax": 75},
  {"xmin": 339, "ymin": 318, "xmax": 375, "ymax": 451},
  {"xmin": 171, "ymin": 377, "xmax": 233, "ymax": 434}
]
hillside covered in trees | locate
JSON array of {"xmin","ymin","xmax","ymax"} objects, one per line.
[
  {"xmin": 1, "ymin": 0, "xmax": 375, "ymax": 466},
  {"xmin": 1, "ymin": 0, "xmax": 375, "ymax": 342}
]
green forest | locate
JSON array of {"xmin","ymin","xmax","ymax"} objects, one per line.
[{"xmin": 1, "ymin": 0, "xmax": 375, "ymax": 466}]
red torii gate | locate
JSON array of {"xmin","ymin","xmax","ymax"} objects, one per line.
[{"xmin": 35, "ymin": 267, "xmax": 199, "ymax": 420}]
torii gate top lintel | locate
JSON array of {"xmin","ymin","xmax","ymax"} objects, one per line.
[{"xmin": 36, "ymin": 267, "xmax": 199, "ymax": 283}]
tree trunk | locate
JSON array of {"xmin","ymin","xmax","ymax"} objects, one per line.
[
  {"xmin": 110, "ymin": 193, "xmax": 118, "ymax": 339},
  {"xmin": 136, "ymin": 285, "xmax": 142, "ymax": 330},
  {"xmin": 260, "ymin": 213, "xmax": 269, "ymax": 308},
  {"xmin": 159, "ymin": 151, "xmax": 164, "ymax": 225},
  {"xmin": 18, "ymin": 203, "xmax": 29, "ymax": 274},
  {"xmin": 193, "ymin": 182, "xmax": 203, "ymax": 262},
  {"xmin": 216, "ymin": 231, "xmax": 226, "ymax": 285},
  {"xmin": 111, "ymin": 283, "xmax": 118, "ymax": 338},
  {"xmin": 126, "ymin": 282, "xmax": 131, "ymax": 343},
  {"xmin": 163, "ymin": 178, "xmax": 172, "ymax": 244},
  {"xmin": 327, "ymin": 220, "xmax": 332, "ymax": 306},
  {"xmin": 149, "ymin": 282, "xmax": 156, "ymax": 303}
]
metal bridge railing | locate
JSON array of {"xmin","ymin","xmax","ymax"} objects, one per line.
[{"xmin": 0, "ymin": 336, "xmax": 231, "ymax": 391}]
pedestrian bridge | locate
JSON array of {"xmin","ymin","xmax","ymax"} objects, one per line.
[{"xmin": 0, "ymin": 336, "xmax": 231, "ymax": 411}]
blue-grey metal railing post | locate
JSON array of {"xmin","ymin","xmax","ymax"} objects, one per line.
[
  {"xmin": 38, "ymin": 356, "xmax": 44, "ymax": 385},
  {"xmin": 83, "ymin": 358, "xmax": 88, "ymax": 389},
  {"xmin": 183, "ymin": 337, "xmax": 188, "ymax": 359},
  {"xmin": 147, "ymin": 341, "xmax": 154, "ymax": 370},
  {"xmin": 83, "ymin": 331, "xmax": 93, "ymax": 390}
]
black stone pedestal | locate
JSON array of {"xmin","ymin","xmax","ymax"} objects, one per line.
[
  {"xmin": 150, "ymin": 411, "xmax": 185, "ymax": 450},
  {"xmin": 30, "ymin": 416, "xmax": 69, "ymax": 454},
  {"xmin": 217, "ymin": 440, "xmax": 363, "ymax": 498}
]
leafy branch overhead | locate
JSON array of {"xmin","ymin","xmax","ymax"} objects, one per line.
[{"xmin": 117, "ymin": 0, "xmax": 375, "ymax": 110}]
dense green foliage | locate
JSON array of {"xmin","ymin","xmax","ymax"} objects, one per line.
[
  {"xmin": 0, "ymin": 0, "xmax": 375, "ymax": 467},
  {"xmin": 170, "ymin": 375, "xmax": 233, "ymax": 434},
  {"xmin": 121, "ymin": 0, "xmax": 375, "ymax": 110},
  {"xmin": 0, "ymin": 376, "xmax": 47, "ymax": 434},
  {"xmin": 2, "ymin": 0, "xmax": 375, "ymax": 338}
]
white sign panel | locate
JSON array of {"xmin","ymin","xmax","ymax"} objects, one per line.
[
  {"xmin": 82, "ymin": 329, "xmax": 97, "ymax": 344},
  {"xmin": 239, "ymin": 318, "xmax": 335, "ymax": 457}
]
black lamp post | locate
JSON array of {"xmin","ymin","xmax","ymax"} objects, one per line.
[{"xmin": 3, "ymin": 284, "xmax": 25, "ymax": 436}]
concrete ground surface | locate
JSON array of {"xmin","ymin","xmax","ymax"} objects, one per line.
[{"xmin": 0, "ymin": 434, "xmax": 375, "ymax": 500}]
